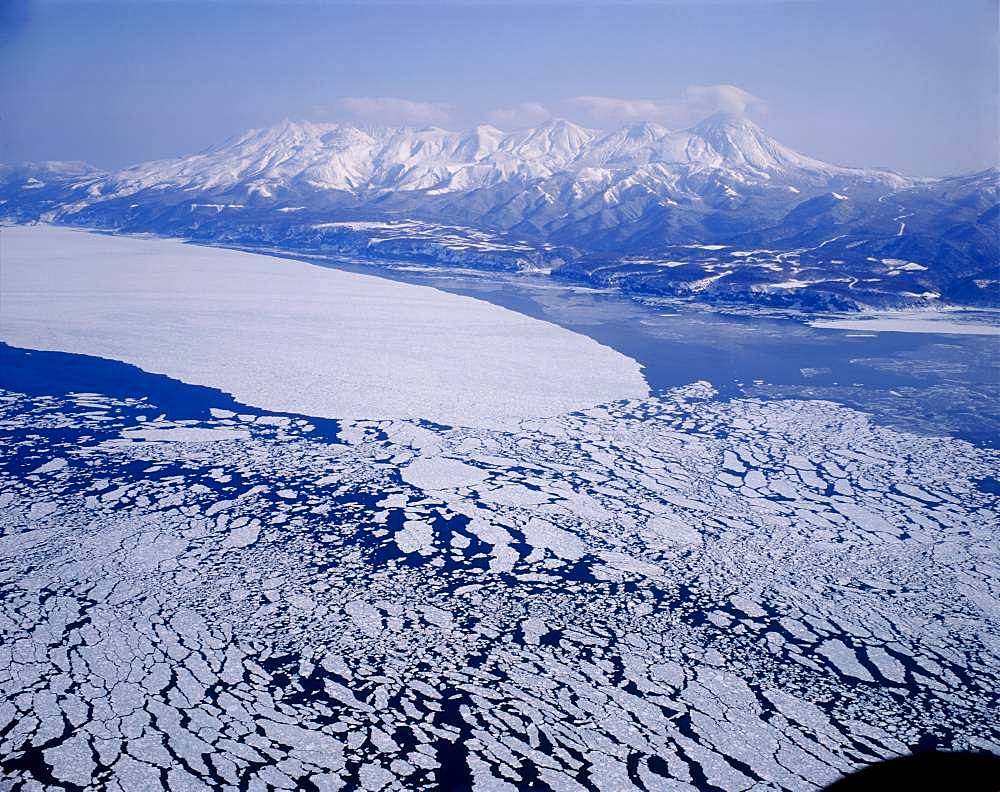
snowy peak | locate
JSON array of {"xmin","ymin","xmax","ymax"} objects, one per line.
[
  {"xmin": 690, "ymin": 112, "xmax": 764, "ymax": 156},
  {"xmin": 5, "ymin": 115, "xmax": 988, "ymax": 314},
  {"xmin": 582, "ymin": 123, "xmax": 672, "ymax": 167},
  {"xmin": 499, "ymin": 119, "xmax": 599, "ymax": 166},
  {"xmin": 454, "ymin": 125, "xmax": 505, "ymax": 161},
  {"xmin": 687, "ymin": 112, "xmax": 805, "ymax": 172},
  {"xmin": 623, "ymin": 121, "xmax": 672, "ymax": 141},
  {"xmin": 40, "ymin": 114, "xmax": 914, "ymax": 209},
  {"xmin": 690, "ymin": 111, "xmax": 760, "ymax": 136}
]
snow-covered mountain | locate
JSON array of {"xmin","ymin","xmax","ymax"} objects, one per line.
[
  {"xmin": 2, "ymin": 114, "xmax": 996, "ymax": 310},
  {"xmin": 49, "ymin": 114, "xmax": 913, "ymax": 205}
]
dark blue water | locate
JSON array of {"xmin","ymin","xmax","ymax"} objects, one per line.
[{"xmin": 0, "ymin": 343, "xmax": 345, "ymax": 442}]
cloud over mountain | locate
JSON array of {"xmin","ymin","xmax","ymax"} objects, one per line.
[
  {"xmin": 337, "ymin": 97, "xmax": 455, "ymax": 127},
  {"xmin": 328, "ymin": 85, "xmax": 763, "ymax": 133},
  {"xmin": 485, "ymin": 102, "xmax": 552, "ymax": 129},
  {"xmin": 562, "ymin": 84, "xmax": 766, "ymax": 129},
  {"xmin": 683, "ymin": 84, "xmax": 766, "ymax": 118}
]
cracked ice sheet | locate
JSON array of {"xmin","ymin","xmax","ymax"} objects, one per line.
[
  {"xmin": 0, "ymin": 382, "xmax": 998, "ymax": 791},
  {"xmin": 0, "ymin": 224, "xmax": 648, "ymax": 429}
]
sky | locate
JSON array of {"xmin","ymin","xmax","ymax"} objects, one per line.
[{"xmin": 0, "ymin": 0, "xmax": 996, "ymax": 176}]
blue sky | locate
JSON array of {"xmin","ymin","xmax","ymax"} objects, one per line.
[{"xmin": 0, "ymin": 0, "xmax": 996, "ymax": 175}]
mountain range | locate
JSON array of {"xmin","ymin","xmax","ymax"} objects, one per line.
[{"xmin": 2, "ymin": 114, "xmax": 997, "ymax": 310}]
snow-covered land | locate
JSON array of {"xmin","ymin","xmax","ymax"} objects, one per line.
[
  {"xmin": 3, "ymin": 116, "xmax": 995, "ymax": 311},
  {"xmin": 0, "ymin": 225, "xmax": 648, "ymax": 426},
  {"xmin": 57, "ymin": 114, "xmax": 913, "ymax": 202}
]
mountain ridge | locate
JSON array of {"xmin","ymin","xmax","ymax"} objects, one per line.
[
  {"xmin": 1, "ymin": 115, "xmax": 996, "ymax": 312},
  {"xmin": 8, "ymin": 114, "xmax": 919, "ymax": 201}
]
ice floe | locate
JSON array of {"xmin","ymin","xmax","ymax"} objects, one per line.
[
  {"xmin": 810, "ymin": 313, "xmax": 999, "ymax": 336},
  {"xmin": 0, "ymin": 225, "xmax": 648, "ymax": 428},
  {"xmin": 1, "ymin": 381, "xmax": 997, "ymax": 790}
]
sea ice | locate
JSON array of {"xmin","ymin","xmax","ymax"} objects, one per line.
[
  {"xmin": 0, "ymin": 225, "xmax": 648, "ymax": 428},
  {"xmin": 810, "ymin": 314, "xmax": 999, "ymax": 336}
]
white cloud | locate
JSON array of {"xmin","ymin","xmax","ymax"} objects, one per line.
[
  {"xmin": 559, "ymin": 84, "xmax": 766, "ymax": 128},
  {"xmin": 562, "ymin": 96, "xmax": 664, "ymax": 123},
  {"xmin": 485, "ymin": 102, "xmax": 552, "ymax": 129},
  {"xmin": 682, "ymin": 84, "xmax": 766, "ymax": 117},
  {"xmin": 337, "ymin": 97, "xmax": 454, "ymax": 127},
  {"xmin": 334, "ymin": 85, "xmax": 765, "ymax": 132}
]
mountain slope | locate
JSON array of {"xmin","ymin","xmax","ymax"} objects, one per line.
[{"xmin": 1, "ymin": 116, "xmax": 996, "ymax": 311}]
